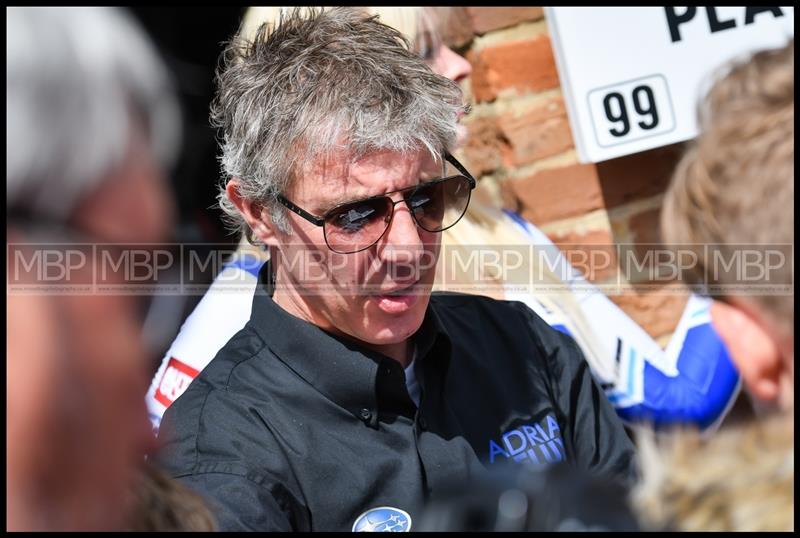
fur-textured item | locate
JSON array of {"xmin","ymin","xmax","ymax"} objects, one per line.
[{"xmin": 632, "ymin": 413, "xmax": 794, "ymax": 531}]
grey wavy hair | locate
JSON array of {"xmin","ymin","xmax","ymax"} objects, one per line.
[
  {"xmin": 212, "ymin": 6, "xmax": 466, "ymax": 240},
  {"xmin": 6, "ymin": 7, "xmax": 181, "ymax": 222}
]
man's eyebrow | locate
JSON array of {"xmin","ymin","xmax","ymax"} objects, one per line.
[
  {"xmin": 315, "ymin": 189, "xmax": 374, "ymax": 216},
  {"xmin": 319, "ymin": 189, "xmax": 394, "ymax": 215},
  {"xmin": 318, "ymin": 194, "xmax": 358, "ymax": 215}
]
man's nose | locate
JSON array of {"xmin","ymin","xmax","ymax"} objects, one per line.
[{"xmin": 378, "ymin": 199, "xmax": 424, "ymax": 264}]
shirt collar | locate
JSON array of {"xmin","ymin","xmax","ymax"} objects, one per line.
[{"xmin": 250, "ymin": 261, "xmax": 451, "ymax": 426}]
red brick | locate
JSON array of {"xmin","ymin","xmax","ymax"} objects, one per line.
[
  {"xmin": 466, "ymin": 7, "xmax": 544, "ymax": 35},
  {"xmin": 622, "ymin": 206, "xmax": 682, "ymax": 283},
  {"xmin": 501, "ymin": 95, "xmax": 567, "ymax": 125},
  {"xmin": 546, "ymin": 229, "xmax": 618, "ymax": 283},
  {"xmin": 609, "ymin": 286, "xmax": 688, "ymax": 339},
  {"xmin": 469, "ymin": 36, "xmax": 559, "ymax": 103},
  {"xmin": 596, "ymin": 143, "xmax": 685, "ymax": 209},
  {"xmin": 504, "ymin": 163, "xmax": 603, "ymax": 225},
  {"xmin": 497, "ymin": 98, "xmax": 573, "ymax": 165},
  {"xmin": 461, "ymin": 116, "xmax": 503, "ymax": 177}
]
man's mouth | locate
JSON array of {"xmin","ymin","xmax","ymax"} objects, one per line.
[{"xmin": 372, "ymin": 281, "xmax": 421, "ymax": 313}]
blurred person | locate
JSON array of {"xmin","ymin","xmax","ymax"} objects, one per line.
[
  {"xmin": 155, "ymin": 7, "xmax": 636, "ymax": 531},
  {"xmin": 8, "ymin": 255, "xmax": 157, "ymax": 531},
  {"xmin": 7, "ymin": 8, "xmax": 179, "ymax": 243},
  {"xmin": 633, "ymin": 40, "xmax": 794, "ymax": 532},
  {"xmin": 6, "ymin": 6, "xmax": 182, "ymax": 531}
]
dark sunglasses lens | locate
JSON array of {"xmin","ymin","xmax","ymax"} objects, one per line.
[
  {"xmin": 324, "ymin": 197, "xmax": 392, "ymax": 253},
  {"xmin": 409, "ymin": 175, "xmax": 472, "ymax": 232}
]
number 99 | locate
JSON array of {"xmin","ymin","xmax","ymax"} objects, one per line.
[{"xmin": 602, "ymin": 85, "xmax": 659, "ymax": 138}]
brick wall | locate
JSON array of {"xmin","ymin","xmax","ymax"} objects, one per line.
[{"xmin": 452, "ymin": 7, "xmax": 688, "ymax": 340}]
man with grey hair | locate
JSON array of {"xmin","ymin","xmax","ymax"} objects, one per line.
[
  {"xmin": 7, "ymin": 6, "xmax": 180, "ymax": 531},
  {"xmin": 157, "ymin": 7, "xmax": 636, "ymax": 531}
]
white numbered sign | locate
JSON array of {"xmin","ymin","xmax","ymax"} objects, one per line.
[
  {"xmin": 588, "ymin": 74, "xmax": 676, "ymax": 148},
  {"xmin": 545, "ymin": 7, "xmax": 794, "ymax": 163}
]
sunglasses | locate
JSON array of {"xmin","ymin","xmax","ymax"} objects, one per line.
[{"xmin": 277, "ymin": 153, "xmax": 476, "ymax": 254}]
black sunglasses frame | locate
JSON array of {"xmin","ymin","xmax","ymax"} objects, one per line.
[{"xmin": 276, "ymin": 152, "xmax": 476, "ymax": 253}]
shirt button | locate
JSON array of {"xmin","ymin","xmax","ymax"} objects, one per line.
[{"xmin": 360, "ymin": 408, "xmax": 372, "ymax": 422}]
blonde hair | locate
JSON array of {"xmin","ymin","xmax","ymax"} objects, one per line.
[
  {"xmin": 661, "ymin": 40, "xmax": 794, "ymax": 333},
  {"xmin": 369, "ymin": 7, "xmax": 443, "ymax": 58}
]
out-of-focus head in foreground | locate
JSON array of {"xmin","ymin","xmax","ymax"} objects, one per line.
[
  {"xmin": 662, "ymin": 40, "xmax": 794, "ymax": 412},
  {"xmin": 638, "ymin": 40, "xmax": 794, "ymax": 532},
  {"xmin": 7, "ymin": 6, "xmax": 180, "ymax": 531}
]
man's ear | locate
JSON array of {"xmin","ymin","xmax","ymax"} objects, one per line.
[
  {"xmin": 226, "ymin": 178, "xmax": 282, "ymax": 247},
  {"xmin": 710, "ymin": 300, "xmax": 783, "ymax": 403}
]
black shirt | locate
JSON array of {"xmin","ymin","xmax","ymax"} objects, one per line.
[{"xmin": 157, "ymin": 262, "xmax": 637, "ymax": 531}]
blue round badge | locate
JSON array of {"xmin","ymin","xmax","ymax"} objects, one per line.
[{"xmin": 352, "ymin": 506, "xmax": 412, "ymax": 532}]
